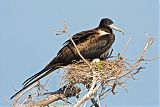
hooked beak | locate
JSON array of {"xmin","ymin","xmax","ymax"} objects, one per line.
[{"xmin": 109, "ymin": 24, "xmax": 125, "ymax": 35}]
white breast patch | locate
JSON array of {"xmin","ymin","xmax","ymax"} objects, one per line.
[{"xmin": 98, "ymin": 30, "xmax": 109, "ymax": 36}]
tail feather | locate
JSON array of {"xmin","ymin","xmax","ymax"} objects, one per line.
[
  {"xmin": 22, "ymin": 57, "xmax": 60, "ymax": 86},
  {"xmin": 11, "ymin": 56, "xmax": 62, "ymax": 99},
  {"xmin": 11, "ymin": 66, "xmax": 58, "ymax": 99},
  {"xmin": 22, "ymin": 67, "xmax": 49, "ymax": 87}
]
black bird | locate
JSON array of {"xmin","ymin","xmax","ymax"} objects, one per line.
[{"xmin": 11, "ymin": 18, "xmax": 124, "ymax": 99}]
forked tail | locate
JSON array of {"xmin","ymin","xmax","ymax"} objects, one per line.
[{"xmin": 10, "ymin": 65, "xmax": 59, "ymax": 99}]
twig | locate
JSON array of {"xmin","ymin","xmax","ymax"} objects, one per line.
[
  {"xmin": 106, "ymin": 37, "xmax": 154, "ymax": 81},
  {"xmin": 141, "ymin": 56, "xmax": 159, "ymax": 61},
  {"xmin": 1, "ymin": 96, "xmax": 13, "ymax": 107},
  {"xmin": 121, "ymin": 37, "xmax": 154, "ymax": 78},
  {"xmin": 73, "ymin": 83, "xmax": 101, "ymax": 107},
  {"xmin": 97, "ymin": 94, "xmax": 101, "ymax": 107},
  {"xmin": 126, "ymin": 56, "xmax": 159, "ymax": 62},
  {"xmin": 120, "ymin": 37, "xmax": 132, "ymax": 57},
  {"xmin": 13, "ymin": 81, "xmax": 39, "ymax": 105}
]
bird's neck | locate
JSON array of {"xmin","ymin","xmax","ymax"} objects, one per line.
[
  {"xmin": 97, "ymin": 27, "xmax": 115, "ymax": 44},
  {"xmin": 98, "ymin": 27, "xmax": 113, "ymax": 34}
]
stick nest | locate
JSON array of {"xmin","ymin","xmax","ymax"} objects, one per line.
[{"xmin": 62, "ymin": 59, "xmax": 126, "ymax": 87}]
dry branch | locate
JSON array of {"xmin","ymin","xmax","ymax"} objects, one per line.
[
  {"xmin": 14, "ymin": 85, "xmax": 80, "ymax": 107},
  {"xmin": 13, "ymin": 81, "xmax": 39, "ymax": 106}
]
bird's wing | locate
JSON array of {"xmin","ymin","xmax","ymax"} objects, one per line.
[
  {"xmin": 63, "ymin": 29, "xmax": 98, "ymax": 46},
  {"xmin": 43, "ymin": 30, "xmax": 98, "ymax": 67},
  {"xmin": 58, "ymin": 29, "xmax": 112, "ymax": 61}
]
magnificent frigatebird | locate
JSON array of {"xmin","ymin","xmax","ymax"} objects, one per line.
[{"xmin": 11, "ymin": 18, "xmax": 124, "ymax": 99}]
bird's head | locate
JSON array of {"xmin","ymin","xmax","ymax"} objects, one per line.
[{"xmin": 99, "ymin": 18, "xmax": 125, "ymax": 35}]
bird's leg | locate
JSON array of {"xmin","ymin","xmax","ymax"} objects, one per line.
[{"xmin": 106, "ymin": 49, "xmax": 114, "ymax": 59}]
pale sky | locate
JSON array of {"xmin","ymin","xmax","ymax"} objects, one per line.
[{"xmin": 0, "ymin": 0, "xmax": 159, "ymax": 107}]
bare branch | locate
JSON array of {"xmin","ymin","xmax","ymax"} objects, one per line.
[
  {"xmin": 106, "ymin": 37, "xmax": 154, "ymax": 81},
  {"xmin": 1, "ymin": 96, "xmax": 13, "ymax": 107},
  {"xmin": 73, "ymin": 84, "xmax": 101, "ymax": 107},
  {"xmin": 13, "ymin": 81, "xmax": 39, "ymax": 105},
  {"xmin": 120, "ymin": 36, "xmax": 132, "ymax": 57},
  {"xmin": 14, "ymin": 86, "xmax": 80, "ymax": 107}
]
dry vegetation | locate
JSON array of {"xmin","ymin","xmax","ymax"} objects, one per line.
[{"xmin": 62, "ymin": 59, "xmax": 125, "ymax": 88}]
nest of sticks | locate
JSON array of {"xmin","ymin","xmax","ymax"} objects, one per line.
[{"xmin": 62, "ymin": 59, "xmax": 126, "ymax": 87}]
